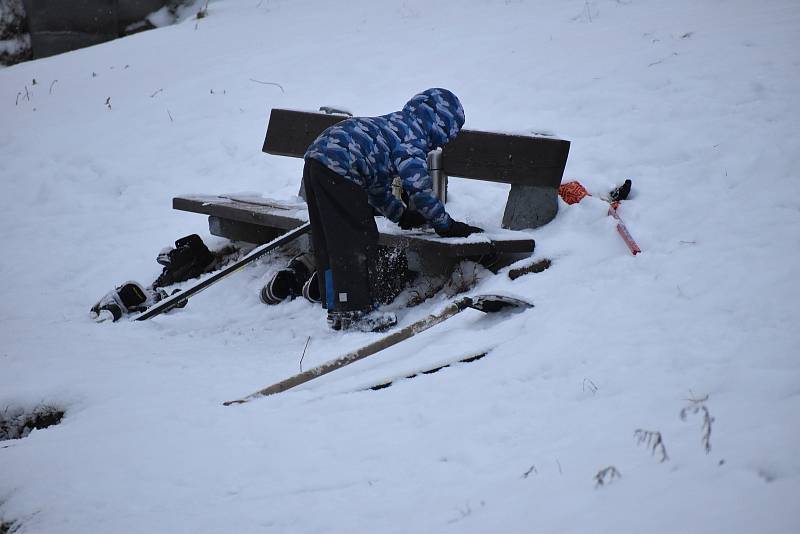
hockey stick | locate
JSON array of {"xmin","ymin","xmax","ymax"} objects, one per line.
[
  {"xmin": 136, "ymin": 223, "xmax": 311, "ymax": 321},
  {"xmin": 223, "ymin": 294, "xmax": 532, "ymax": 405}
]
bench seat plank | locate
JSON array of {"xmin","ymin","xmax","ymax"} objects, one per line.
[{"xmin": 173, "ymin": 195, "xmax": 534, "ymax": 257}]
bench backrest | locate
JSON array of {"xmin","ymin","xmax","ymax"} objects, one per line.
[{"xmin": 262, "ymin": 108, "xmax": 570, "ymax": 188}]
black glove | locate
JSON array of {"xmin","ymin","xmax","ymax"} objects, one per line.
[
  {"xmin": 398, "ymin": 209, "xmax": 428, "ymax": 230},
  {"xmin": 436, "ymin": 220, "xmax": 484, "ymax": 238}
]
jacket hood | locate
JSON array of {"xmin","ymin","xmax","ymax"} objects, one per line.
[{"xmin": 401, "ymin": 88, "xmax": 465, "ymax": 149}]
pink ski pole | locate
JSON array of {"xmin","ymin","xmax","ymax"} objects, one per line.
[{"xmin": 608, "ymin": 204, "xmax": 641, "ymax": 255}]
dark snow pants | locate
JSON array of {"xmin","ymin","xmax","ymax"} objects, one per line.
[{"xmin": 303, "ymin": 159, "xmax": 378, "ymax": 312}]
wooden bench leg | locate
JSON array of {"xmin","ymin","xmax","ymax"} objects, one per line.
[{"xmin": 502, "ymin": 185, "xmax": 559, "ymax": 230}]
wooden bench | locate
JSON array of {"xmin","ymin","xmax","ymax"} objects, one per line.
[{"xmin": 173, "ymin": 108, "xmax": 570, "ymax": 274}]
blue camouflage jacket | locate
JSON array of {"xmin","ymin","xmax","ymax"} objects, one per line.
[{"xmin": 304, "ymin": 88, "xmax": 465, "ymax": 232}]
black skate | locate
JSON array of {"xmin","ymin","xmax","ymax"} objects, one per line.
[
  {"xmin": 153, "ymin": 234, "xmax": 214, "ymax": 288},
  {"xmin": 90, "ymin": 281, "xmax": 149, "ymax": 322},
  {"xmin": 260, "ymin": 253, "xmax": 314, "ymax": 305}
]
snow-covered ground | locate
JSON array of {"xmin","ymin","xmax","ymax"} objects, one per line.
[{"xmin": 2, "ymin": 0, "xmax": 799, "ymax": 532}]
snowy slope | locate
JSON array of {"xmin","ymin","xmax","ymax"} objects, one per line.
[{"xmin": 1, "ymin": 0, "xmax": 799, "ymax": 532}]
